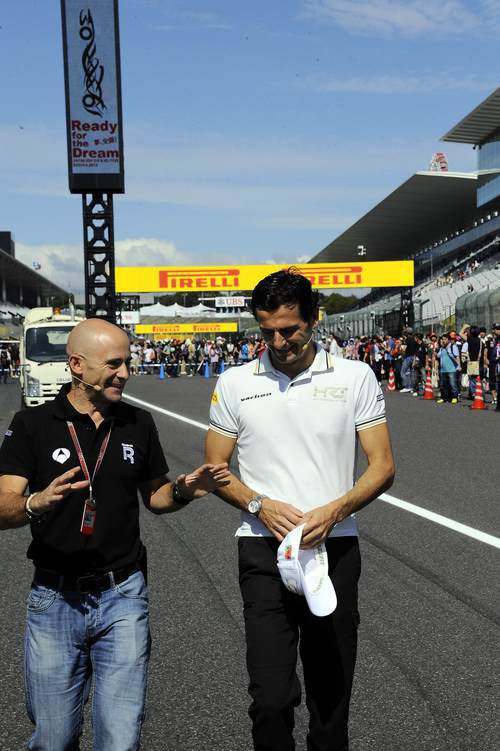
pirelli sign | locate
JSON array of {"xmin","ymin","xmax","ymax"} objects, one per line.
[
  {"xmin": 136, "ymin": 323, "xmax": 238, "ymax": 335},
  {"xmin": 115, "ymin": 261, "xmax": 414, "ymax": 293}
]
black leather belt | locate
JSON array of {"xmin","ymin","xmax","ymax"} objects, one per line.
[{"xmin": 33, "ymin": 562, "xmax": 140, "ymax": 594}]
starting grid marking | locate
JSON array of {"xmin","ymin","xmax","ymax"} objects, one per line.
[{"xmin": 124, "ymin": 393, "xmax": 500, "ymax": 551}]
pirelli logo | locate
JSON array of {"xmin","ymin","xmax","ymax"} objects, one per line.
[
  {"xmin": 115, "ymin": 261, "xmax": 414, "ymax": 293},
  {"xmin": 159, "ymin": 268, "xmax": 240, "ymax": 290},
  {"xmin": 295, "ymin": 265, "xmax": 363, "ymax": 287}
]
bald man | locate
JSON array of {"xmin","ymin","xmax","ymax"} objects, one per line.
[{"xmin": 0, "ymin": 318, "xmax": 229, "ymax": 751}]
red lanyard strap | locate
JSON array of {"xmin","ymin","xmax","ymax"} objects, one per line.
[{"xmin": 67, "ymin": 421, "xmax": 112, "ymax": 491}]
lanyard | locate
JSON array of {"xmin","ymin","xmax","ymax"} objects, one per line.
[{"xmin": 66, "ymin": 421, "xmax": 112, "ymax": 503}]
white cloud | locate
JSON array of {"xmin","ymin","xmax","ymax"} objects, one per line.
[
  {"xmin": 301, "ymin": 0, "xmax": 500, "ymax": 37},
  {"xmin": 310, "ymin": 73, "xmax": 495, "ymax": 94},
  {"xmin": 15, "ymin": 238, "xmax": 194, "ymax": 296}
]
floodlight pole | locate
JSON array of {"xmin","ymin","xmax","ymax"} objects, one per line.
[{"xmin": 82, "ymin": 192, "xmax": 116, "ymax": 321}]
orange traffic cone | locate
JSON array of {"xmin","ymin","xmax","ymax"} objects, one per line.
[
  {"xmin": 470, "ymin": 377, "xmax": 486, "ymax": 410},
  {"xmin": 387, "ymin": 367, "xmax": 396, "ymax": 392},
  {"xmin": 423, "ymin": 369, "xmax": 434, "ymax": 400}
]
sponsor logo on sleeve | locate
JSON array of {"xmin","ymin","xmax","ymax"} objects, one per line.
[{"xmin": 4, "ymin": 430, "xmax": 13, "ymax": 437}]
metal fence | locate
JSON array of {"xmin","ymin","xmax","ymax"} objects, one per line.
[{"xmin": 455, "ymin": 281, "xmax": 500, "ymax": 330}]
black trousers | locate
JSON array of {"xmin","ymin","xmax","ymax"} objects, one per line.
[{"xmin": 238, "ymin": 536, "xmax": 361, "ymax": 751}]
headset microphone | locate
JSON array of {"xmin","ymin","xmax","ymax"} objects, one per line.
[
  {"xmin": 72, "ymin": 375, "xmax": 102, "ymax": 392},
  {"xmin": 302, "ymin": 333, "xmax": 315, "ymax": 351}
]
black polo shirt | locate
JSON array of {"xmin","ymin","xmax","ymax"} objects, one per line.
[{"xmin": 0, "ymin": 384, "xmax": 169, "ymax": 574}]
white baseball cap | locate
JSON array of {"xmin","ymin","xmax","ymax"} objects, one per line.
[{"xmin": 277, "ymin": 524, "xmax": 337, "ymax": 617}]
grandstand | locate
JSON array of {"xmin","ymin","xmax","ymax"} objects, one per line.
[
  {"xmin": 313, "ymin": 88, "xmax": 500, "ymax": 335},
  {"xmin": 0, "ymin": 232, "xmax": 69, "ymax": 338}
]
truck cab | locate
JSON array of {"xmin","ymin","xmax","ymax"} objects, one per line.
[{"xmin": 20, "ymin": 308, "xmax": 84, "ymax": 408}]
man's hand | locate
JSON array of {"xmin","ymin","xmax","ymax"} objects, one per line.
[
  {"xmin": 176, "ymin": 462, "xmax": 230, "ymax": 500},
  {"xmin": 258, "ymin": 498, "xmax": 304, "ymax": 542},
  {"xmin": 30, "ymin": 467, "xmax": 90, "ymax": 514},
  {"xmin": 300, "ymin": 504, "xmax": 340, "ymax": 549}
]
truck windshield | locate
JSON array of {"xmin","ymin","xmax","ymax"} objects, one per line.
[{"xmin": 25, "ymin": 326, "xmax": 73, "ymax": 363}]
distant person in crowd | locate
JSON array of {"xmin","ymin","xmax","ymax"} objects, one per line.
[
  {"xmin": 0, "ymin": 319, "xmax": 230, "ymax": 750},
  {"xmin": 411, "ymin": 333, "xmax": 427, "ymax": 396},
  {"xmin": 486, "ymin": 323, "xmax": 500, "ymax": 410},
  {"xmin": 0, "ymin": 347, "xmax": 10, "ymax": 384},
  {"xmin": 464, "ymin": 326, "xmax": 481, "ymax": 400},
  {"xmin": 205, "ymin": 269, "xmax": 395, "ymax": 751},
  {"xmin": 328, "ymin": 334, "xmax": 340, "ymax": 357},
  {"xmin": 400, "ymin": 328, "xmax": 418, "ymax": 393},
  {"xmin": 436, "ymin": 333, "xmax": 460, "ymax": 404}
]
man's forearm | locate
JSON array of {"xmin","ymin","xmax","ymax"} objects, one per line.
[
  {"xmin": 213, "ymin": 472, "xmax": 257, "ymax": 512},
  {"xmin": 0, "ymin": 492, "xmax": 29, "ymax": 529},
  {"xmin": 148, "ymin": 482, "xmax": 180, "ymax": 514},
  {"xmin": 326, "ymin": 459, "xmax": 395, "ymax": 524}
]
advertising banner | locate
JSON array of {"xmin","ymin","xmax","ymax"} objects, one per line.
[
  {"xmin": 61, "ymin": 0, "xmax": 124, "ymax": 193},
  {"xmin": 118, "ymin": 311, "xmax": 140, "ymax": 324},
  {"xmin": 215, "ymin": 296, "xmax": 246, "ymax": 308},
  {"xmin": 116, "ymin": 261, "xmax": 414, "ymax": 293},
  {"xmin": 136, "ymin": 323, "xmax": 239, "ymax": 335}
]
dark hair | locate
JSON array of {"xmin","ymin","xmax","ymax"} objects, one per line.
[
  {"xmin": 251, "ymin": 267, "xmax": 320, "ymax": 322},
  {"xmin": 469, "ymin": 326, "xmax": 480, "ymax": 337}
]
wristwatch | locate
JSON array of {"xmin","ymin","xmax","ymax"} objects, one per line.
[
  {"xmin": 247, "ymin": 494, "xmax": 266, "ymax": 516},
  {"xmin": 172, "ymin": 481, "xmax": 193, "ymax": 507}
]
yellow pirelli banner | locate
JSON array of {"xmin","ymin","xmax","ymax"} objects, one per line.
[
  {"xmin": 116, "ymin": 261, "xmax": 414, "ymax": 293},
  {"xmin": 136, "ymin": 323, "xmax": 238, "ymax": 335}
]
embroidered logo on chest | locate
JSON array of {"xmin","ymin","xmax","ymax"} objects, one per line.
[
  {"xmin": 122, "ymin": 443, "xmax": 135, "ymax": 464},
  {"xmin": 52, "ymin": 448, "xmax": 71, "ymax": 464},
  {"xmin": 312, "ymin": 386, "xmax": 348, "ymax": 402}
]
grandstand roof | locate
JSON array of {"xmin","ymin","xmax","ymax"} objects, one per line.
[
  {"xmin": 0, "ymin": 248, "xmax": 67, "ymax": 299},
  {"xmin": 310, "ymin": 172, "xmax": 478, "ymax": 264},
  {"xmin": 441, "ymin": 88, "xmax": 500, "ymax": 145}
]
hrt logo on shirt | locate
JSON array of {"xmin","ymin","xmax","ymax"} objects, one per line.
[{"xmin": 122, "ymin": 443, "xmax": 135, "ymax": 464}]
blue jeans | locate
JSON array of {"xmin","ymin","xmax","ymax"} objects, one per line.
[
  {"xmin": 401, "ymin": 356, "xmax": 415, "ymax": 390},
  {"xmin": 440, "ymin": 371, "xmax": 458, "ymax": 401},
  {"xmin": 25, "ymin": 570, "xmax": 150, "ymax": 750}
]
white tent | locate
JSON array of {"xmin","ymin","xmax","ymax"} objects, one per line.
[{"xmin": 139, "ymin": 302, "xmax": 176, "ymax": 316}]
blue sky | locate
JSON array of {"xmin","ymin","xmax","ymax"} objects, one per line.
[{"xmin": 1, "ymin": 0, "xmax": 499, "ymax": 294}]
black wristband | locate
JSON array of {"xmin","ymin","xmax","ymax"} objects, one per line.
[{"xmin": 172, "ymin": 482, "xmax": 193, "ymax": 507}]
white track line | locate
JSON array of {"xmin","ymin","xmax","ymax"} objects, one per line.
[{"xmin": 124, "ymin": 393, "xmax": 500, "ymax": 550}]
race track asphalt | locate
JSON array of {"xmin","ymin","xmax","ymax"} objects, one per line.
[{"xmin": 0, "ymin": 372, "xmax": 498, "ymax": 751}]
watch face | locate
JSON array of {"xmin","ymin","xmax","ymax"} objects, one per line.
[{"xmin": 248, "ymin": 499, "xmax": 262, "ymax": 515}]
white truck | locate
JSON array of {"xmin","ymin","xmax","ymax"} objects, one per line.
[{"xmin": 20, "ymin": 307, "xmax": 84, "ymax": 408}]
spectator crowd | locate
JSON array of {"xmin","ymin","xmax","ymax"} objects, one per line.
[{"xmin": 331, "ymin": 324, "xmax": 500, "ymax": 409}]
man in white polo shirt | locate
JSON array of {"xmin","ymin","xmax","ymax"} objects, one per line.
[{"xmin": 205, "ymin": 269, "xmax": 395, "ymax": 751}]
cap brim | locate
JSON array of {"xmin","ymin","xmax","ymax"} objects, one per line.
[
  {"xmin": 277, "ymin": 528, "xmax": 337, "ymax": 617},
  {"xmin": 299, "ymin": 544, "xmax": 337, "ymax": 617}
]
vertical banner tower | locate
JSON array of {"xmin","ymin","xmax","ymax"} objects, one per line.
[{"xmin": 61, "ymin": 0, "xmax": 124, "ymax": 321}]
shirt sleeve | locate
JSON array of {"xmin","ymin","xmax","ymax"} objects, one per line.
[
  {"xmin": 0, "ymin": 412, "xmax": 37, "ymax": 481},
  {"xmin": 142, "ymin": 413, "xmax": 169, "ymax": 481},
  {"xmin": 354, "ymin": 367, "xmax": 387, "ymax": 432},
  {"xmin": 209, "ymin": 374, "xmax": 238, "ymax": 439}
]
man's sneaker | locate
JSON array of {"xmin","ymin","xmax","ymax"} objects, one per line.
[
  {"xmin": 412, "ymin": 391, "xmax": 419, "ymax": 397},
  {"xmin": 451, "ymin": 398, "xmax": 458, "ymax": 404},
  {"xmin": 436, "ymin": 398, "xmax": 444, "ymax": 403},
  {"xmin": 400, "ymin": 388, "xmax": 411, "ymax": 393}
]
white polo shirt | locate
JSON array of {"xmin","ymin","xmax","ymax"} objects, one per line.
[{"xmin": 209, "ymin": 344, "xmax": 386, "ymax": 538}]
